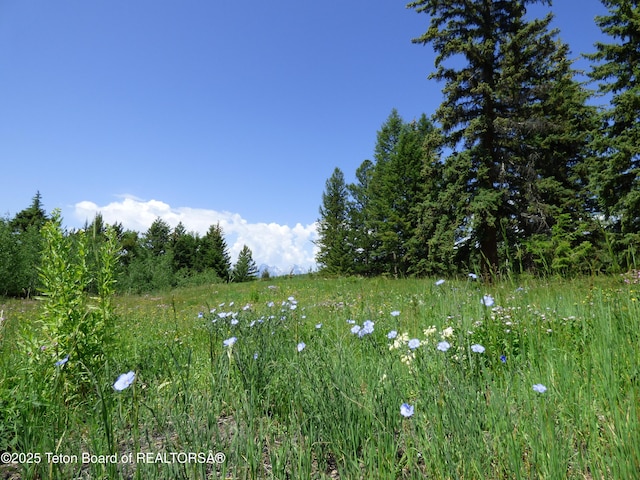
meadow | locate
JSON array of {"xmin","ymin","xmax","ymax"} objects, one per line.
[{"xmin": 0, "ymin": 273, "xmax": 639, "ymax": 479}]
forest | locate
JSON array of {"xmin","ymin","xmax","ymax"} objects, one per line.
[
  {"xmin": 0, "ymin": 192, "xmax": 260, "ymax": 297},
  {"xmin": 315, "ymin": 0, "xmax": 639, "ymax": 278},
  {"xmin": 2, "ymin": 0, "xmax": 640, "ymax": 297}
]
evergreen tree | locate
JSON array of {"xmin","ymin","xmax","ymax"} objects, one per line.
[
  {"xmin": 587, "ymin": 0, "xmax": 640, "ymax": 238},
  {"xmin": 197, "ymin": 223, "xmax": 231, "ymax": 282},
  {"xmin": 367, "ymin": 113, "xmax": 436, "ymax": 277},
  {"xmin": 232, "ymin": 245, "xmax": 258, "ymax": 282},
  {"xmin": 407, "ymin": 0, "xmax": 593, "ymax": 275},
  {"xmin": 316, "ymin": 167, "xmax": 352, "ymax": 274},
  {"xmin": 10, "ymin": 191, "xmax": 48, "ymax": 233},
  {"xmin": 346, "ymin": 159, "xmax": 375, "ymax": 274},
  {"xmin": 171, "ymin": 222, "xmax": 198, "ymax": 273},
  {"xmin": 144, "ymin": 217, "xmax": 171, "ymax": 257}
]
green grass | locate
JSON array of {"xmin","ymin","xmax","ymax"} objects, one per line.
[{"xmin": 1, "ymin": 274, "xmax": 639, "ymax": 479}]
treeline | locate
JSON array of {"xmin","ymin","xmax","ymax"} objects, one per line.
[
  {"xmin": 315, "ymin": 0, "xmax": 639, "ymax": 278},
  {"xmin": 0, "ymin": 192, "xmax": 259, "ymax": 297}
]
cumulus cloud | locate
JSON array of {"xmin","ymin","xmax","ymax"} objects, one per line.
[{"xmin": 73, "ymin": 196, "xmax": 319, "ymax": 272}]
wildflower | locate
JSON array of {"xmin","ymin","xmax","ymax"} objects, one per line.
[
  {"xmin": 390, "ymin": 332, "xmax": 409, "ymax": 350},
  {"xmin": 481, "ymin": 295, "xmax": 495, "ymax": 307},
  {"xmin": 423, "ymin": 326, "xmax": 436, "ymax": 337},
  {"xmin": 297, "ymin": 342, "xmax": 306, "ymax": 352},
  {"xmin": 435, "ymin": 279, "xmax": 445, "ymax": 286},
  {"xmin": 223, "ymin": 337, "xmax": 237, "ymax": 348},
  {"xmin": 347, "ymin": 319, "xmax": 356, "ymax": 324},
  {"xmin": 441, "ymin": 326, "xmax": 454, "ymax": 338},
  {"xmin": 290, "ymin": 304, "xmax": 297, "ymax": 310},
  {"xmin": 401, "ymin": 352, "xmax": 415, "ymax": 366},
  {"xmin": 390, "ymin": 310, "xmax": 400, "ymax": 317},
  {"xmin": 437, "ymin": 341, "xmax": 451, "ymax": 352},
  {"xmin": 113, "ymin": 371, "xmax": 135, "ymax": 391},
  {"xmin": 253, "ymin": 352, "xmax": 259, "ymax": 360},
  {"xmin": 408, "ymin": 338, "xmax": 421, "ymax": 350},
  {"xmin": 471, "ymin": 344, "xmax": 485, "ymax": 353},
  {"xmin": 500, "ymin": 355, "xmax": 507, "ymax": 363},
  {"xmin": 55, "ymin": 355, "xmax": 69, "ymax": 367},
  {"xmin": 197, "ymin": 312, "xmax": 204, "ymax": 319},
  {"xmin": 230, "ymin": 318, "xmax": 239, "ymax": 326},
  {"xmin": 362, "ymin": 320, "xmax": 375, "ymax": 334},
  {"xmin": 469, "ymin": 273, "xmax": 478, "ymax": 280},
  {"xmin": 267, "ymin": 301, "xmax": 275, "ymax": 308},
  {"xmin": 243, "ymin": 304, "xmax": 251, "ymax": 311},
  {"xmin": 387, "ymin": 330, "xmax": 398, "ymax": 339},
  {"xmin": 351, "ymin": 325, "xmax": 361, "ymax": 335},
  {"xmin": 532, "ymin": 384, "xmax": 547, "ymax": 393},
  {"xmin": 315, "ymin": 323, "xmax": 322, "ymax": 329},
  {"xmin": 400, "ymin": 403, "xmax": 414, "ymax": 418}
]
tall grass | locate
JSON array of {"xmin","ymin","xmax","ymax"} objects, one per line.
[{"xmin": 1, "ymin": 274, "xmax": 638, "ymax": 479}]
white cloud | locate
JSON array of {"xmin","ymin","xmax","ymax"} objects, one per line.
[{"xmin": 73, "ymin": 196, "xmax": 319, "ymax": 272}]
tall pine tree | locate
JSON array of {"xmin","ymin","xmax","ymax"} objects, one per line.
[
  {"xmin": 587, "ymin": 0, "xmax": 640, "ymax": 239},
  {"xmin": 316, "ymin": 167, "xmax": 352, "ymax": 275},
  {"xmin": 407, "ymin": 0, "xmax": 593, "ymax": 275}
]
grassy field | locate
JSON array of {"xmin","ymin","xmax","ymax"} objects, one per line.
[{"xmin": 1, "ymin": 274, "xmax": 639, "ymax": 479}]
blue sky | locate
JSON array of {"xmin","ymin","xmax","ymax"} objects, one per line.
[{"xmin": 0, "ymin": 0, "xmax": 607, "ymax": 270}]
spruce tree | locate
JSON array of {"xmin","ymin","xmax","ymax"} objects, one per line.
[
  {"xmin": 198, "ymin": 223, "xmax": 231, "ymax": 282},
  {"xmin": 367, "ymin": 113, "xmax": 436, "ymax": 277},
  {"xmin": 346, "ymin": 159, "xmax": 375, "ymax": 275},
  {"xmin": 232, "ymin": 245, "xmax": 258, "ymax": 282},
  {"xmin": 407, "ymin": 0, "xmax": 593, "ymax": 275},
  {"xmin": 587, "ymin": 0, "xmax": 640, "ymax": 237},
  {"xmin": 316, "ymin": 167, "xmax": 352, "ymax": 275}
]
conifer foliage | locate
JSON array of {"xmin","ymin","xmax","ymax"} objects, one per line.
[{"xmin": 316, "ymin": 0, "xmax": 637, "ymax": 277}]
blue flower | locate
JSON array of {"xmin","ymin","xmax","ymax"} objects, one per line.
[
  {"xmin": 532, "ymin": 383, "xmax": 547, "ymax": 393},
  {"xmin": 315, "ymin": 323, "xmax": 322, "ymax": 329},
  {"xmin": 55, "ymin": 355, "xmax": 69, "ymax": 367},
  {"xmin": 400, "ymin": 403, "xmax": 414, "ymax": 418},
  {"xmin": 390, "ymin": 310, "xmax": 400, "ymax": 317},
  {"xmin": 113, "ymin": 371, "xmax": 135, "ymax": 391},
  {"xmin": 481, "ymin": 295, "xmax": 495, "ymax": 307},
  {"xmin": 387, "ymin": 330, "xmax": 398, "ymax": 339},
  {"xmin": 297, "ymin": 342, "xmax": 306, "ymax": 352},
  {"xmin": 408, "ymin": 338, "xmax": 421, "ymax": 350},
  {"xmin": 223, "ymin": 337, "xmax": 237, "ymax": 348},
  {"xmin": 469, "ymin": 273, "xmax": 478, "ymax": 280},
  {"xmin": 500, "ymin": 355, "xmax": 507, "ymax": 363},
  {"xmin": 435, "ymin": 279, "xmax": 445, "ymax": 286},
  {"xmin": 361, "ymin": 320, "xmax": 375, "ymax": 335},
  {"xmin": 351, "ymin": 325, "xmax": 362, "ymax": 335},
  {"xmin": 437, "ymin": 341, "xmax": 451, "ymax": 352},
  {"xmin": 471, "ymin": 344, "xmax": 485, "ymax": 353}
]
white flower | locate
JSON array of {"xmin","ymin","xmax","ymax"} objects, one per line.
[
  {"xmin": 441, "ymin": 326, "xmax": 454, "ymax": 338},
  {"xmin": 435, "ymin": 279, "xmax": 445, "ymax": 286},
  {"xmin": 297, "ymin": 342, "xmax": 306, "ymax": 352}
]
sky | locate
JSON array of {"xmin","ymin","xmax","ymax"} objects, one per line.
[{"xmin": 0, "ymin": 0, "xmax": 608, "ymax": 272}]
